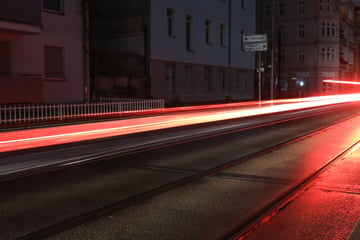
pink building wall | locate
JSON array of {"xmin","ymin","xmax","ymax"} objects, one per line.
[{"xmin": 0, "ymin": 0, "xmax": 86, "ymax": 104}]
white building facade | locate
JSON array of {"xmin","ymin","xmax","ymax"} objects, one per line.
[
  {"xmin": 0, "ymin": 0, "xmax": 87, "ymax": 104},
  {"xmin": 150, "ymin": 0, "xmax": 256, "ymax": 103}
]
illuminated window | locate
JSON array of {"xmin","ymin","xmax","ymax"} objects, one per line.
[
  {"xmin": 44, "ymin": 46, "xmax": 64, "ymax": 79},
  {"xmin": 43, "ymin": 0, "xmax": 64, "ymax": 13},
  {"xmin": 205, "ymin": 19, "xmax": 211, "ymax": 44},
  {"xmin": 0, "ymin": 41, "xmax": 10, "ymax": 76},
  {"xmin": 167, "ymin": 8, "xmax": 175, "ymax": 37},
  {"xmin": 186, "ymin": 15, "xmax": 193, "ymax": 51}
]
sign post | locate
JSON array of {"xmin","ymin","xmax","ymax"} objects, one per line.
[{"xmin": 243, "ymin": 34, "xmax": 268, "ymax": 105}]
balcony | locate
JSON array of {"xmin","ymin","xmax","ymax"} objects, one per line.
[
  {"xmin": 0, "ymin": 0, "xmax": 42, "ymax": 34},
  {"xmin": 0, "ymin": 19, "xmax": 41, "ymax": 34}
]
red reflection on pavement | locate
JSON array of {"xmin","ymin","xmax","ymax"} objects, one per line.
[{"xmin": 1, "ymin": 94, "xmax": 360, "ymax": 153}]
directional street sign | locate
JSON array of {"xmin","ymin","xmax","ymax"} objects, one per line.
[
  {"xmin": 243, "ymin": 34, "xmax": 267, "ymax": 43},
  {"xmin": 242, "ymin": 34, "xmax": 268, "ymax": 52},
  {"xmin": 243, "ymin": 42, "xmax": 268, "ymax": 52}
]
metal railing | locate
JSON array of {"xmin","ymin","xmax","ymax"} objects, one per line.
[{"xmin": 0, "ymin": 99, "xmax": 165, "ymax": 125}]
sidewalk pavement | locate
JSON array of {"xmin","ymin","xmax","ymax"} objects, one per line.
[{"xmin": 246, "ymin": 141, "xmax": 360, "ymax": 240}]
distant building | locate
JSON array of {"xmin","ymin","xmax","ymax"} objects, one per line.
[
  {"xmin": 0, "ymin": 0, "xmax": 87, "ymax": 104},
  {"xmin": 89, "ymin": 0, "xmax": 256, "ymax": 104},
  {"xmin": 257, "ymin": 0, "xmax": 358, "ymax": 98}
]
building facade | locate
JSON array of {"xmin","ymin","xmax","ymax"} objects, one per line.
[
  {"xmin": 0, "ymin": 0, "xmax": 87, "ymax": 104},
  {"xmin": 257, "ymin": 0, "xmax": 358, "ymax": 98},
  {"xmin": 90, "ymin": 0, "xmax": 256, "ymax": 104}
]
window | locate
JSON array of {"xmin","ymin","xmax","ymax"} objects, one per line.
[
  {"xmin": 265, "ymin": 5, "xmax": 272, "ymax": 16},
  {"xmin": 323, "ymin": 79, "xmax": 332, "ymax": 92},
  {"xmin": 321, "ymin": 47, "xmax": 335, "ymax": 61},
  {"xmin": 219, "ymin": 68, "xmax": 225, "ymax": 92},
  {"xmin": 44, "ymin": 46, "xmax": 64, "ymax": 79},
  {"xmin": 165, "ymin": 63, "xmax": 176, "ymax": 93},
  {"xmin": 43, "ymin": 0, "xmax": 64, "ymax": 13},
  {"xmin": 298, "ymin": 49, "xmax": 304, "ymax": 62},
  {"xmin": 237, "ymin": 71, "xmax": 247, "ymax": 91},
  {"xmin": 220, "ymin": 23, "xmax": 225, "ymax": 46},
  {"xmin": 299, "ymin": 0, "xmax": 305, "ymax": 14},
  {"xmin": 0, "ymin": 41, "xmax": 10, "ymax": 76},
  {"xmin": 321, "ymin": 22, "xmax": 336, "ymax": 37},
  {"xmin": 204, "ymin": 66, "xmax": 212, "ymax": 92},
  {"xmin": 167, "ymin": 8, "xmax": 175, "ymax": 37},
  {"xmin": 241, "ymin": 0, "xmax": 246, "ymax": 9},
  {"xmin": 240, "ymin": 29, "xmax": 245, "ymax": 50},
  {"xmin": 340, "ymin": 52, "xmax": 344, "ymax": 62},
  {"xmin": 319, "ymin": 0, "xmax": 334, "ymax": 12},
  {"xmin": 349, "ymin": 52, "xmax": 354, "ymax": 65},
  {"xmin": 340, "ymin": 28, "xmax": 345, "ymax": 39},
  {"xmin": 205, "ymin": 19, "xmax": 211, "ymax": 44},
  {"xmin": 279, "ymin": 4, "xmax": 285, "ymax": 16},
  {"xmin": 298, "ymin": 24, "xmax": 305, "ymax": 38},
  {"xmin": 186, "ymin": 15, "xmax": 193, "ymax": 51},
  {"xmin": 326, "ymin": 23, "xmax": 331, "ymax": 36},
  {"xmin": 331, "ymin": 23, "xmax": 336, "ymax": 36},
  {"xmin": 185, "ymin": 65, "xmax": 193, "ymax": 92},
  {"xmin": 280, "ymin": 49, "xmax": 285, "ymax": 64}
]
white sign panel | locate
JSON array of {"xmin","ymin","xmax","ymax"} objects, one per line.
[
  {"xmin": 243, "ymin": 34, "xmax": 267, "ymax": 43},
  {"xmin": 243, "ymin": 42, "xmax": 268, "ymax": 52}
]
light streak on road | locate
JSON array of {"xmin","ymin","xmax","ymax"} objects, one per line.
[
  {"xmin": 1, "ymin": 93, "xmax": 360, "ymax": 153},
  {"xmin": 323, "ymin": 79, "xmax": 360, "ymax": 85}
]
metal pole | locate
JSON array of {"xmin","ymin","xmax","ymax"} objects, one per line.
[
  {"xmin": 271, "ymin": 0, "xmax": 275, "ymax": 101},
  {"xmin": 258, "ymin": 51, "xmax": 262, "ymax": 106}
]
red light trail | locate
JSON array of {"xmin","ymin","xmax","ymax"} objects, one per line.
[
  {"xmin": 323, "ymin": 79, "xmax": 360, "ymax": 85},
  {"xmin": 1, "ymin": 93, "xmax": 360, "ymax": 153}
]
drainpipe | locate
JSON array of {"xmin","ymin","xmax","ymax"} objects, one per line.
[
  {"xmin": 228, "ymin": 0, "xmax": 232, "ymax": 67},
  {"xmin": 228, "ymin": 0, "xmax": 232, "ymax": 98},
  {"xmin": 82, "ymin": 0, "xmax": 91, "ymax": 102}
]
